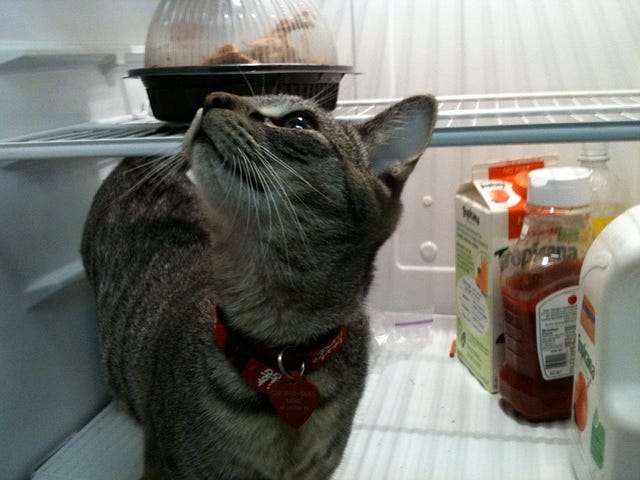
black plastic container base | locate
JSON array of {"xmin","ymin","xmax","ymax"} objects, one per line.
[{"xmin": 129, "ymin": 64, "xmax": 352, "ymax": 123}]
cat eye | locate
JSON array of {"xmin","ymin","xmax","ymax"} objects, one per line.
[{"xmin": 277, "ymin": 112, "xmax": 317, "ymax": 130}]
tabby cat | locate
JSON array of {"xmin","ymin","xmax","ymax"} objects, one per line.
[{"xmin": 81, "ymin": 91, "xmax": 436, "ymax": 479}]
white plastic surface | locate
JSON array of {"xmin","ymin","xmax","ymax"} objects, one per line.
[
  {"xmin": 33, "ymin": 403, "xmax": 143, "ymax": 480},
  {"xmin": 33, "ymin": 316, "xmax": 574, "ymax": 480}
]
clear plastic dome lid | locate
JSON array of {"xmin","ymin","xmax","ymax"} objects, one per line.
[{"xmin": 144, "ymin": 0, "xmax": 339, "ymax": 68}]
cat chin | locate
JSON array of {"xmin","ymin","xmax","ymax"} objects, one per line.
[{"xmin": 191, "ymin": 135, "xmax": 262, "ymax": 195}]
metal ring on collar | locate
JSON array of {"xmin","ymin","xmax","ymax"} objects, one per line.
[{"xmin": 277, "ymin": 347, "xmax": 305, "ymax": 381}]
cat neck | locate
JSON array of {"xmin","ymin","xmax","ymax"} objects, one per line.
[{"xmin": 208, "ymin": 232, "xmax": 368, "ymax": 346}]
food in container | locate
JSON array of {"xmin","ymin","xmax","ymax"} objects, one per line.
[{"xmin": 130, "ymin": 0, "xmax": 351, "ymax": 122}]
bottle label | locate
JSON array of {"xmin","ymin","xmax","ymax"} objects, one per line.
[
  {"xmin": 573, "ymin": 294, "xmax": 606, "ymax": 473},
  {"xmin": 499, "ymin": 219, "xmax": 591, "ymax": 275},
  {"xmin": 536, "ymin": 286, "xmax": 579, "ymax": 380}
]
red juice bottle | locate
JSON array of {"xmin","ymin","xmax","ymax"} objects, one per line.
[{"xmin": 499, "ymin": 167, "xmax": 593, "ymax": 422}]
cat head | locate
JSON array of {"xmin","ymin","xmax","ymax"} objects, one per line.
[{"xmin": 183, "ymin": 92, "xmax": 436, "ymax": 314}]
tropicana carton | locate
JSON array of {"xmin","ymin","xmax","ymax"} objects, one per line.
[{"xmin": 455, "ymin": 155, "xmax": 557, "ymax": 392}]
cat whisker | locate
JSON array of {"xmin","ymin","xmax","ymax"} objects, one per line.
[
  {"xmin": 310, "ymin": 84, "xmax": 339, "ymax": 110},
  {"xmin": 233, "ymin": 152, "xmax": 265, "ymax": 264},
  {"xmin": 225, "ymin": 154, "xmax": 251, "ymax": 245},
  {"xmin": 99, "ymin": 153, "xmax": 184, "ymax": 216},
  {"xmin": 146, "ymin": 153, "xmax": 186, "ymax": 190},
  {"xmin": 250, "ymin": 151, "xmax": 308, "ymax": 281},
  {"xmin": 119, "ymin": 155, "xmax": 164, "ymax": 175},
  {"xmin": 256, "ymin": 145, "xmax": 330, "ymax": 202},
  {"xmin": 235, "ymin": 65, "xmax": 255, "ymax": 97},
  {"xmin": 253, "ymin": 150, "xmax": 312, "ymax": 261},
  {"xmin": 238, "ymin": 150, "xmax": 277, "ymax": 281},
  {"xmin": 132, "ymin": 153, "xmax": 183, "ymax": 190}
]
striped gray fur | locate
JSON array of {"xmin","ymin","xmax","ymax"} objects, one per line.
[{"xmin": 81, "ymin": 93, "xmax": 436, "ymax": 479}]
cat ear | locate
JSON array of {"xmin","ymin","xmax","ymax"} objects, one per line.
[{"xmin": 358, "ymin": 95, "xmax": 437, "ymax": 186}]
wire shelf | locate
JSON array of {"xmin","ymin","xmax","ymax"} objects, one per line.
[
  {"xmin": 335, "ymin": 90, "xmax": 640, "ymax": 146},
  {"xmin": 1, "ymin": 90, "xmax": 639, "ymax": 167}
]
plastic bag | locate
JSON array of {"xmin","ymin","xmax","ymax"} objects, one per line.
[{"xmin": 369, "ymin": 309, "xmax": 434, "ymax": 353}]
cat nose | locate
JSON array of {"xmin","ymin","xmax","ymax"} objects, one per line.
[{"xmin": 203, "ymin": 92, "xmax": 239, "ymax": 111}]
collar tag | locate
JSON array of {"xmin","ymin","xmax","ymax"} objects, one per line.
[
  {"xmin": 265, "ymin": 372, "xmax": 320, "ymax": 428},
  {"xmin": 213, "ymin": 308, "xmax": 347, "ymax": 428},
  {"xmin": 242, "ymin": 360, "xmax": 320, "ymax": 428}
]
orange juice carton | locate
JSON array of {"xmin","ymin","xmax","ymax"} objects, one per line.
[{"xmin": 454, "ymin": 155, "xmax": 557, "ymax": 392}]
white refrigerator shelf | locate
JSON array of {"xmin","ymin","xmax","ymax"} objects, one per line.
[
  {"xmin": 33, "ymin": 316, "xmax": 575, "ymax": 480},
  {"xmin": 2, "ymin": 90, "xmax": 639, "ymax": 167}
]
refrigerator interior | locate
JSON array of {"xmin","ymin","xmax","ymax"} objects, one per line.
[{"xmin": 1, "ymin": 1, "xmax": 639, "ymax": 479}]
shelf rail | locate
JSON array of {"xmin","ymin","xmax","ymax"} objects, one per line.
[{"xmin": 1, "ymin": 90, "xmax": 639, "ymax": 167}]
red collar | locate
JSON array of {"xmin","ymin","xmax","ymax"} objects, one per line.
[
  {"xmin": 212, "ymin": 307, "xmax": 349, "ymax": 428},
  {"xmin": 213, "ymin": 306, "xmax": 348, "ymax": 375}
]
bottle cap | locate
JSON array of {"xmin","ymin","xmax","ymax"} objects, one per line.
[
  {"xmin": 578, "ymin": 143, "xmax": 609, "ymax": 163},
  {"xmin": 527, "ymin": 167, "xmax": 592, "ymax": 208}
]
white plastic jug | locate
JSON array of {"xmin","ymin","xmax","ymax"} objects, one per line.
[{"xmin": 572, "ymin": 204, "xmax": 640, "ymax": 480}]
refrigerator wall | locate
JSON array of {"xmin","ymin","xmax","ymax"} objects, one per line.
[
  {"xmin": 323, "ymin": 0, "xmax": 640, "ymax": 314},
  {"xmin": 1, "ymin": 1, "xmax": 639, "ymax": 479}
]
